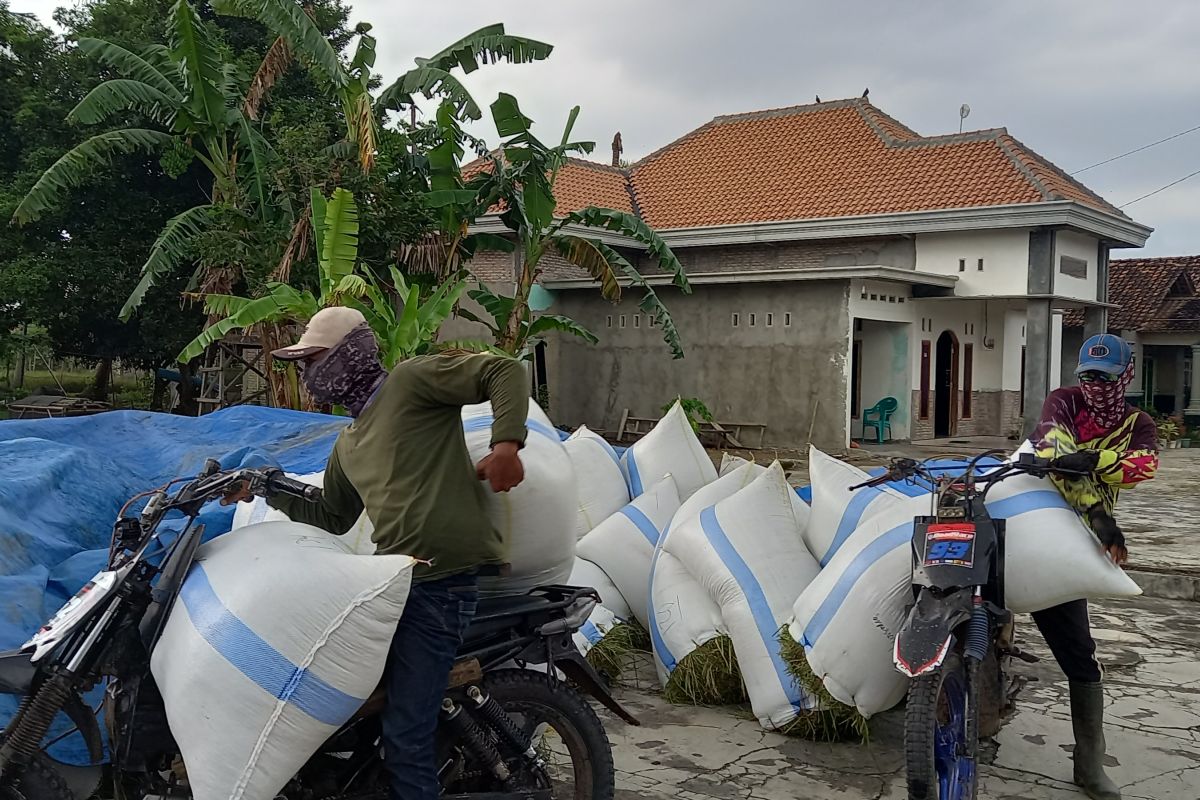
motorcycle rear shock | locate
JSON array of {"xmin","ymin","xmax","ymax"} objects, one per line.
[
  {"xmin": 440, "ymin": 698, "xmax": 514, "ymax": 786},
  {"xmin": 466, "ymin": 686, "xmax": 539, "ymax": 764}
]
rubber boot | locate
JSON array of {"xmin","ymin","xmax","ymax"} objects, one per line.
[{"xmin": 1070, "ymin": 681, "xmax": 1121, "ymax": 800}]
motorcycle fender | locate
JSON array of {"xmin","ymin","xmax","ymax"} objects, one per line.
[
  {"xmin": 894, "ymin": 588, "xmax": 974, "ymax": 679},
  {"xmin": 552, "ymin": 650, "xmax": 640, "ymax": 726},
  {"xmin": 0, "ymin": 650, "xmax": 34, "ymax": 695},
  {"xmin": 62, "ymin": 692, "xmax": 104, "ymax": 765}
]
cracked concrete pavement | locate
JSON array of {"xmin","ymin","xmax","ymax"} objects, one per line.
[{"xmin": 597, "ymin": 450, "xmax": 1200, "ymax": 800}]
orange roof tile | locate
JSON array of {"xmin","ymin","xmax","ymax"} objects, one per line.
[
  {"xmin": 465, "ymin": 98, "xmax": 1127, "ymax": 231},
  {"xmin": 1066, "ymin": 256, "xmax": 1200, "ymax": 332}
]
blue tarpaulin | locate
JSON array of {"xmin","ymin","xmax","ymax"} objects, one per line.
[{"xmin": 0, "ymin": 406, "xmax": 348, "ymax": 763}]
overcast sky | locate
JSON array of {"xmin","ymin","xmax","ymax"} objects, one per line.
[{"xmin": 13, "ymin": 0, "xmax": 1200, "ymax": 257}]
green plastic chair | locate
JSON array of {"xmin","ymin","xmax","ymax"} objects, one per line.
[{"xmin": 861, "ymin": 397, "xmax": 898, "ymax": 443}]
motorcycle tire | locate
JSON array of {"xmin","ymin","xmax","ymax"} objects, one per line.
[
  {"xmin": 466, "ymin": 669, "xmax": 615, "ymax": 800},
  {"xmin": 0, "ymin": 746, "xmax": 75, "ymax": 800},
  {"xmin": 904, "ymin": 652, "xmax": 978, "ymax": 800}
]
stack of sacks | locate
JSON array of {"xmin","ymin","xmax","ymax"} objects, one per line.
[
  {"xmin": 564, "ymin": 426, "xmax": 630, "ymax": 540},
  {"xmin": 620, "ymin": 400, "xmax": 716, "ymax": 500},
  {"xmin": 568, "ymin": 557, "xmax": 632, "ymax": 621},
  {"xmin": 785, "ymin": 447, "xmax": 1143, "ymax": 724},
  {"xmin": 664, "ymin": 463, "xmax": 821, "ymax": 730},
  {"xmin": 237, "ymin": 400, "xmax": 578, "ymax": 599}
]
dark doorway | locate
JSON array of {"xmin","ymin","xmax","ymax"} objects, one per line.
[
  {"xmin": 935, "ymin": 331, "xmax": 959, "ymax": 437},
  {"xmin": 532, "ymin": 341, "xmax": 550, "ymax": 412}
]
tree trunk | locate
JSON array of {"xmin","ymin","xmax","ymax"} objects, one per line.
[
  {"xmin": 13, "ymin": 323, "xmax": 27, "ymax": 388},
  {"xmin": 89, "ymin": 357, "xmax": 113, "ymax": 401},
  {"xmin": 501, "ymin": 255, "xmax": 536, "ymax": 355},
  {"xmin": 176, "ymin": 361, "xmax": 198, "ymax": 416}
]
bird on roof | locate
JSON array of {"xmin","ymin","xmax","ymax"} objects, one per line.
[
  {"xmin": 815, "ymin": 95, "xmax": 821, "ymax": 103},
  {"xmin": 862, "ymin": 88, "xmax": 870, "ymax": 99}
]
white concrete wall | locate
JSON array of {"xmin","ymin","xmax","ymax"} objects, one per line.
[
  {"xmin": 907, "ymin": 299, "xmax": 994, "ymax": 389},
  {"xmin": 849, "ymin": 280, "xmax": 917, "ymax": 323},
  {"xmin": 1054, "ymin": 230, "xmax": 1100, "ymax": 302},
  {"xmin": 852, "ymin": 319, "xmax": 911, "ymax": 440},
  {"xmin": 1003, "ymin": 308, "xmax": 1027, "ymax": 392},
  {"xmin": 914, "ymin": 230, "xmax": 1031, "ymax": 296},
  {"xmin": 1050, "ymin": 312, "xmax": 1064, "ymax": 391}
]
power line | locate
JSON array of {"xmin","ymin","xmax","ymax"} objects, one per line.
[
  {"xmin": 1070, "ymin": 122, "xmax": 1200, "ymax": 175},
  {"xmin": 1118, "ymin": 167, "xmax": 1200, "ymax": 209}
]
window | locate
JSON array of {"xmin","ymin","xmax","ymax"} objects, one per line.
[
  {"xmin": 749, "ymin": 313, "xmax": 757, "ymax": 327},
  {"xmin": 649, "ymin": 316, "xmax": 657, "ymax": 328},
  {"xmin": 861, "ymin": 287, "xmax": 868, "ymax": 299},
  {"xmin": 958, "ymin": 259, "xmax": 966, "ymax": 273},
  {"xmin": 962, "ymin": 344, "xmax": 974, "ymax": 419},
  {"xmin": 851, "ymin": 340, "xmax": 863, "ymax": 419},
  {"xmin": 606, "ymin": 316, "xmax": 613, "ymax": 328},
  {"xmin": 732, "ymin": 313, "xmax": 740, "ymax": 327},
  {"xmin": 888, "ymin": 295, "xmax": 896, "ymax": 303},
  {"xmin": 767, "ymin": 313, "xmax": 774, "ymax": 326},
  {"xmin": 784, "ymin": 313, "xmax": 792, "ymax": 326},
  {"xmin": 899, "ymin": 297, "xmax": 905, "ymax": 303},
  {"xmin": 619, "ymin": 315, "xmax": 626, "ymax": 328},
  {"xmin": 977, "ymin": 258, "xmax": 984, "ymax": 272},
  {"xmin": 870, "ymin": 294, "xmax": 878, "ymax": 301},
  {"xmin": 920, "ymin": 340, "xmax": 932, "ymax": 419},
  {"xmin": 1060, "ymin": 255, "xmax": 1088, "ymax": 279},
  {"xmin": 634, "ymin": 315, "xmax": 640, "ymax": 328}
]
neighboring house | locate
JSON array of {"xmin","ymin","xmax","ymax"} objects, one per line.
[
  {"xmin": 1064, "ymin": 256, "xmax": 1200, "ymax": 417},
  {"xmin": 462, "ymin": 98, "xmax": 1151, "ymax": 449}
]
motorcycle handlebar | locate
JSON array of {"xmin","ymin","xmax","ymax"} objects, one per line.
[{"xmin": 265, "ymin": 472, "xmax": 323, "ymax": 503}]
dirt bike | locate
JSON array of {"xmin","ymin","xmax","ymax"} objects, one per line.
[
  {"xmin": 850, "ymin": 451, "xmax": 1085, "ymax": 800},
  {"xmin": 0, "ymin": 459, "xmax": 635, "ymax": 800}
]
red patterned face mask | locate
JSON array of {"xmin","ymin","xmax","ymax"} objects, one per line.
[{"xmin": 1079, "ymin": 363, "xmax": 1134, "ymax": 429}]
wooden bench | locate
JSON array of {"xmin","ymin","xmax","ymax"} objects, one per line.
[
  {"xmin": 6, "ymin": 395, "xmax": 112, "ymax": 419},
  {"xmin": 615, "ymin": 410, "xmax": 766, "ymax": 449}
]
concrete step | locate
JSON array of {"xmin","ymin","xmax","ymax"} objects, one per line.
[{"xmin": 1127, "ymin": 568, "xmax": 1200, "ymax": 602}]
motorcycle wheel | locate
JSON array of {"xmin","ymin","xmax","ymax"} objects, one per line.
[
  {"xmin": 0, "ymin": 748, "xmax": 75, "ymax": 800},
  {"xmin": 445, "ymin": 669, "xmax": 615, "ymax": 800},
  {"xmin": 904, "ymin": 652, "xmax": 978, "ymax": 800}
]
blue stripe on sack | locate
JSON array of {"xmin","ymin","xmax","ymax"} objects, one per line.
[
  {"xmin": 624, "ymin": 451, "xmax": 644, "ymax": 497},
  {"xmin": 646, "ymin": 542, "xmax": 677, "ymax": 672},
  {"xmin": 581, "ymin": 620, "xmax": 603, "ymax": 645},
  {"xmin": 802, "ymin": 488, "xmax": 1066, "ymax": 648},
  {"xmin": 593, "ymin": 437, "xmax": 622, "ymax": 468},
  {"xmin": 179, "ymin": 564, "xmax": 365, "ymax": 726},
  {"xmin": 461, "ymin": 414, "xmax": 561, "ymax": 444},
  {"xmin": 698, "ymin": 506, "xmax": 807, "ymax": 711},
  {"xmin": 821, "ymin": 486, "xmax": 883, "ymax": 567},
  {"xmin": 620, "ymin": 505, "xmax": 660, "ymax": 547}
]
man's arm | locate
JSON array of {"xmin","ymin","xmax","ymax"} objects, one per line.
[
  {"xmin": 410, "ymin": 354, "xmax": 529, "ymax": 448},
  {"xmin": 269, "ymin": 448, "xmax": 365, "ymax": 534},
  {"xmin": 1094, "ymin": 411, "xmax": 1159, "ymax": 487}
]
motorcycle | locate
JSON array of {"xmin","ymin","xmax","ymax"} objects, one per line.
[
  {"xmin": 850, "ymin": 451, "xmax": 1085, "ymax": 800},
  {"xmin": 0, "ymin": 459, "xmax": 635, "ymax": 800}
]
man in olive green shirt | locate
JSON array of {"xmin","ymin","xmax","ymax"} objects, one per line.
[{"xmin": 233, "ymin": 306, "xmax": 526, "ymax": 800}]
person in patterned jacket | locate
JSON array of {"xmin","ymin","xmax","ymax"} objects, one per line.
[{"xmin": 1031, "ymin": 333, "xmax": 1159, "ymax": 800}]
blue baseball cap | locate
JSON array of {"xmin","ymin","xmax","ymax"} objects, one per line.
[{"xmin": 1076, "ymin": 333, "xmax": 1133, "ymax": 376}]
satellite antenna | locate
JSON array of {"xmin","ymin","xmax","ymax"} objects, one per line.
[{"xmin": 959, "ymin": 103, "xmax": 971, "ymax": 133}]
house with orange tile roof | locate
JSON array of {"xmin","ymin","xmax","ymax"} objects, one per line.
[
  {"xmin": 1064, "ymin": 256, "xmax": 1200, "ymax": 418},
  {"xmin": 462, "ymin": 98, "xmax": 1152, "ymax": 448}
]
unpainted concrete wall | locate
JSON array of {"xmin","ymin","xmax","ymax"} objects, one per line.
[
  {"xmin": 545, "ymin": 280, "xmax": 852, "ymax": 450},
  {"xmin": 630, "ymin": 237, "xmax": 915, "ymax": 277}
]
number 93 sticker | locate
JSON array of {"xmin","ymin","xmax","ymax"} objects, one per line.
[{"xmin": 924, "ymin": 523, "xmax": 976, "ymax": 568}]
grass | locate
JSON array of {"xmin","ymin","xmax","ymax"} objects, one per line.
[
  {"xmin": 663, "ymin": 635, "xmax": 750, "ymax": 706},
  {"xmin": 585, "ymin": 621, "xmax": 652, "ymax": 683},
  {"xmin": 777, "ymin": 627, "xmax": 870, "ymax": 742},
  {"xmin": 0, "ymin": 369, "xmax": 151, "ymax": 420}
]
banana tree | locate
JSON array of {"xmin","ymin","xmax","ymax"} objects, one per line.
[
  {"xmin": 436, "ymin": 94, "xmax": 691, "ymax": 358},
  {"xmin": 11, "ymin": 0, "xmax": 284, "ymax": 320},
  {"xmin": 178, "ymin": 188, "xmax": 466, "ymax": 370},
  {"xmin": 215, "ymin": 0, "xmax": 552, "ymax": 172}
]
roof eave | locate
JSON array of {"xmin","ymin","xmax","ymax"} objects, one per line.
[
  {"xmin": 542, "ymin": 265, "xmax": 959, "ymax": 290},
  {"xmin": 651, "ymin": 202, "xmax": 1153, "ymax": 249}
]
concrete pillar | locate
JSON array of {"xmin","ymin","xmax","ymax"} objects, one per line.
[
  {"xmin": 1022, "ymin": 230, "xmax": 1056, "ymax": 437},
  {"xmin": 1084, "ymin": 242, "xmax": 1110, "ymax": 337},
  {"xmin": 1184, "ymin": 343, "xmax": 1200, "ymax": 418},
  {"xmin": 1175, "ymin": 347, "xmax": 1187, "ymax": 414}
]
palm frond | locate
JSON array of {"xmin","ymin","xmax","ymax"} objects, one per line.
[
  {"xmin": 319, "ymin": 188, "xmax": 359, "ymax": 301},
  {"xmin": 593, "ymin": 241, "xmax": 686, "ymax": 360},
  {"xmin": 237, "ymin": 114, "xmax": 275, "ymax": 219},
  {"xmin": 467, "ymin": 284, "xmax": 514, "ymax": 328},
  {"xmin": 271, "ymin": 212, "xmax": 311, "ymax": 282},
  {"xmin": 243, "ymin": 34, "xmax": 292, "ymax": 120},
  {"xmin": 526, "ymin": 314, "xmax": 598, "ymax": 344},
  {"xmin": 347, "ymin": 89, "xmax": 376, "ymax": 172},
  {"xmin": 378, "ymin": 66, "xmax": 480, "ymax": 120},
  {"xmin": 137, "ymin": 44, "xmax": 180, "ymax": 87},
  {"xmin": 169, "ymin": 0, "xmax": 228, "ymax": 127},
  {"xmin": 213, "ymin": 0, "xmax": 346, "ymax": 90},
  {"xmin": 75, "ymin": 37, "xmax": 182, "ymax": 98},
  {"xmin": 177, "ymin": 283, "xmax": 311, "ymax": 363},
  {"xmin": 13, "ymin": 128, "xmax": 174, "ymax": 224},
  {"xmin": 68, "ymin": 78, "xmax": 179, "ymax": 128},
  {"xmin": 563, "ymin": 206, "xmax": 691, "ymax": 293},
  {"xmin": 417, "ymin": 26, "xmax": 552, "ymax": 75},
  {"xmin": 551, "ymin": 235, "xmax": 621, "ymax": 302},
  {"xmin": 120, "ymin": 203, "xmax": 216, "ymax": 320}
]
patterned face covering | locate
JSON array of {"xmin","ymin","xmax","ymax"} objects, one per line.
[
  {"xmin": 301, "ymin": 323, "xmax": 387, "ymax": 416},
  {"xmin": 1078, "ymin": 362, "xmax": 1134, "ymax": 429}
]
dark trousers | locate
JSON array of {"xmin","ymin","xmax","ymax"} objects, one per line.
[
  {"xmin": 381, "ymin": 571, "xmax": 479, "ymax": 800},
  {"xmin": 1031, "ymin": 598, "xmax": 1102, "ymax": 683}
]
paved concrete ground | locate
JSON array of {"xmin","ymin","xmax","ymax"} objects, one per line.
[{"xmin": 603, "ymin": 595, "xmax": 1200, "ymax": 800}]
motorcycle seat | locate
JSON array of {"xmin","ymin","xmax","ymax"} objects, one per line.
[
  {"xmin": 0, "ymin": 649, "xmax": 35, "ymax": 695},
  {"xmin": 461, "ymin": 593, "xmax": 556, "ymax": 646}
]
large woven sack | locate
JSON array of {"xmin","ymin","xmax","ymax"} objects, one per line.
[
  {"xmin": 152, "ymin": 523, "xmax": 413, "ymax": 800},
  {"xmin": 564, "ymin": 426, "xmax": 629, "ymax": 540},
  {"xmin": 620, "ymin": 401, "xmax": 716, "ymax": 500}
]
